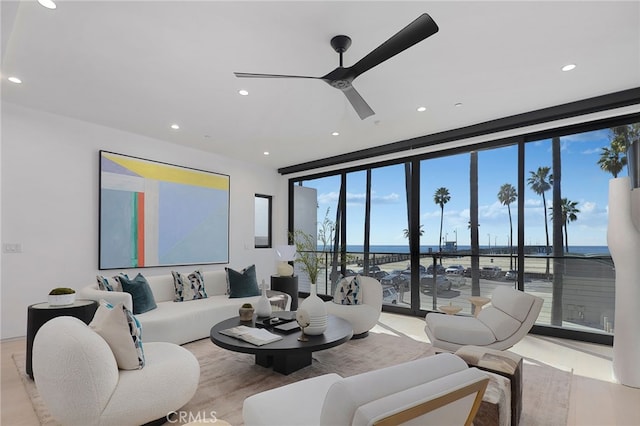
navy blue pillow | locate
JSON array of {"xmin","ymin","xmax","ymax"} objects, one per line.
[
  {"xmin": 226, "ymin": 265, "xmax": 260, "ymax": 298},
  {"xmin": 116, "ymin": 273, "xmax": 157, "ymax": 314}
]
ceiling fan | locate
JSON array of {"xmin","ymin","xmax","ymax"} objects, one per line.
[{"xmin": 234, "ymin": 13, "xmax": 439, "ymax": 120}]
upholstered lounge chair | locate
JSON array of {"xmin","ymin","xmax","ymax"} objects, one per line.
[
  {"xmin": 243, "ymin": 353, "xmax": 489, "ymax": 426},
  {"xmin": 325, "ymin": 275, "xmax": 383, "ymax": 338},
  {"xmin": 425, "ymin": 286, "xmax": 544, "ymax": 352},
  {"xmin": 32, "ymin": 316, "xmax": 200, "ymax": 426}
]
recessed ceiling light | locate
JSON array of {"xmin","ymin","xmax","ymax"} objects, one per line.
[
  {"xmin": 37, "ymin": 0, "xmax": 57, "ymax": 10},
  {"xmin": 170, "ymin": 124, "xmax": 180, "ymax": 130},
  {"xmin": 238, "ymin": 89, "xmax": 249, "ymax": 96},
  {"xmin": 454, "ymin": 102, "xmax": 463, "ymax": 107},
  {"xmin": 417, "ymin": 106, "xmax": 426, "ymax": 112},
  {"xmin": 8, "ymin": 76, "xmax": 22, "ymax": 84},
  {"xmin": 332, "ymin": 132, "xmax": 340, "ymax": 136},
  {"xmin": 562, "ymin": 64, "xmax": 576, "ymax": 72},
  {"xmin": 263, "ymin": 151, "xmax": 270, "ymax": 156}
]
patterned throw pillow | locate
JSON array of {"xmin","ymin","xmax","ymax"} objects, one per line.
[
  {"xmin": 96, "ymin": 275, "xmax": 122, "ymax": 292},
  {"xmin": 226, "ymin": 265, "xmax": 260, "ymax": 298},
  {"xmin": 188, "ymin": 270, "xmax": 208, "ymax": 300},
  {"xmin": 114, "ymin": 273, "xmax": 157, "ymax": 314},
  {"xmin": 334, "ymin": 275, "xmax": 361, "ymax": 305},
  {"xmin": 171, "ymin": 271, "xmax": 191, "ymax": 302},
  {"xmin": 90, "ymin": 300, "xmax": 145, "ymax": 370}
]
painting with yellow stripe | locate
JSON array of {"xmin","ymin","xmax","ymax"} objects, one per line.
[{"xmin": 99, "ymin": 151, "xmax": 229, "ymax": 269}]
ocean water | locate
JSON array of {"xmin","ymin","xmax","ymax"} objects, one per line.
[{"xmin": 331, "ymin": 245, "xmax": 611, "ymax": 256}]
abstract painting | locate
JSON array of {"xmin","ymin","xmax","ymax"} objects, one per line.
[{"xmin": 99, "ymin": 151, "xmax": 229, "ymax": 269}]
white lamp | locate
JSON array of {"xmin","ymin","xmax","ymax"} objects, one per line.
[{"xmin": 276, "ymin": 245, "xmax": 297, "ymax": 276}]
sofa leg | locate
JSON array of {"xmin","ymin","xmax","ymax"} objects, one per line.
[{"xmin": 352, "ymin": 331, "xmax": 369, "ymax": 339}]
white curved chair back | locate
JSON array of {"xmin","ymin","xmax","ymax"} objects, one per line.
[{"xmin": 33, "ymin": 316, "xmax": 119, "ymax": 425}]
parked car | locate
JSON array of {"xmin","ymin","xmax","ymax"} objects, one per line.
[
  {"xmin": 481, "ymin": 266, "xmax": 502, "ymax": 279},
  {"xmin": 358, "ymin": 266, "xmax": 387, "ymax": 280},
  {"xmin": 419, "ymin": 274, "xmax": 451, "ymax": 293},
  {"xmin": 445, "ymin": 264, "xmax": 465, "ymax": 275},
  {"xmin": 505, "ymin": 270, "xmax": 517, "ymax": 280},
  {"xmin": 426, "ymin": 264, "xmax": 446, "ymax": 275},
  {"xmin": 382, "ymin": 285, "xmax": 398, "ymax": 304},
  {"xmin": 380, "ymin": 270, "xmax": 408, "ymax": 289}
]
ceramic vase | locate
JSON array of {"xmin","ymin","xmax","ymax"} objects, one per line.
[
  {"xmin": 255, "ymin": 279, "xmax": 272, "ymax": 318},
  {"xmin": 299, "ymin": 283, "xmax": 327, "ymax": 335},
  {"xmin": 607, "ymin": 177, "xmax": 640, "ymax": 388}
]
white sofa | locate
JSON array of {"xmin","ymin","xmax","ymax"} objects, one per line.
[
  {"xmin": 80, "ymin": 269, "xmax": 291, "ymax": 345},
  {"xmin": 243, "ymin": 353, "xmax": 490, "ymax": 426},
  {"xmin": 33, "ymin": 316, "xmax": 200, "ymax": 426}
]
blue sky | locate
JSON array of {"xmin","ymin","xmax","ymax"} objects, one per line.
[{"xmin": 309, "ymin": 128, "xmax": 625, "ymax": 247}]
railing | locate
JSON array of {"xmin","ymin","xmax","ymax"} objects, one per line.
[{"xmin": 294, "ymin": 250, "xmax": 615, "ymax": 335}]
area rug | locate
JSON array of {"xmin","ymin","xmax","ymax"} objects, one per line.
[{"xmin": 13, "ymin": 331, "xmax": 572, "ymax": 425}]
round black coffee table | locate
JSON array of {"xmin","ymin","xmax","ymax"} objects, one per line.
[{"xmin": 210, "ymin": 314, "xmax": 353, "ymax": 375}]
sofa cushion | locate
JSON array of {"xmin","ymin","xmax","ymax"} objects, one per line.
[
  {"xmin": 426, "ymin": 313, "xmax": 496, "ymax": 346},
  {"xmin": 226, "ymin": 265, "xmax": 260, "ymax": 298},
  {"xmin": 477, "ymin": 307, "xmax": 522, "ymax": 341},
  {"xmin": 489, "ymin": 287, "xmax": 536, "ymax": 323},
  {"xmin": 188, "ymin": 270, "xmax": 208, "ymax": 299},
  {"xmin": 116, "ymin": 273, "xmax": 157, "ymax": 314},
  {"xmin": 171, "ymin": 271, "xmax": 191, "ymax": 302},
  {"xmin": 334, "ymin": 276, "xmax": 361, "ymax": 305},
  {"xmin": 96, "ymin": 275, "xmax": 122, "ymax": 292},
  {"xmin": 90, "ymin": 300, "xmax": 145, "ymax": 370}
]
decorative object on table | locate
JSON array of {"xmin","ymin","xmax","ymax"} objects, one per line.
[
  {"xmin": 292, "ymin": 230, "xmax": 328, "ymax": 335},
  {"xmin": 608, "ymin": 175, "xmax": 640, "ymax": 388},
  {"xmin": 296, "ymin": 309, "xmax": 310, "ymax": 342},
  {"xmin": 239, "ymin": 303, "xmax": 255, "ymax": 321},
  {"xmin": 275, "ymin": 245, "xmax": 297, "ymax": 276},
  {"xmin": 255, "ymin": 279, "xmax": 273, "ymax": 318},
  {"xmin": 48, "ymin": 287, "xmax": 76, "ymax": 306}
]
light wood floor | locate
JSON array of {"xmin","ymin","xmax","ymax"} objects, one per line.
[{"xmin": 2, "ymin": 312, "xmax": 639, "ymax": 425}]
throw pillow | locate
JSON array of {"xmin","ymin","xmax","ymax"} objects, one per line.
[
  {"xmin": 188, "ymin": 270, "xmax": 208, "ymax": 299},
  {"xmin": 226, "ymin": 264, "xmax": 260, "ymax": 298},
  {"xmin": 96, "ymin": 275, "xmax": 122, "ymax": 292},
  {"xmin": 90, "ymin": 300, "xmax": 145, "ymax": 370},
  {"xmin": 171, "ymin": 271, "xmax": 193, "ymax": 302},
  {"xmin": 115, "ymin": 273, "xmax": 157, "ymax": 314},
  {"xmin": 334, "ymin": 275, "xmax": 361, "ymax": 305}
]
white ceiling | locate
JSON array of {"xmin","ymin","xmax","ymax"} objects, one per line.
[{"xmin": 2, "ymin": 1, "xmax": 639, "ymax": 171}]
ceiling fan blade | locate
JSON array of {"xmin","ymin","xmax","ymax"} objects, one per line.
[
  {"xmin": 234, "ymin": 72, "xmax": 319, "ymax": 79},
  {"xmin": 342, "ymin": 85, "xmax": 375, "ymax": 120},
  {"xmin": 348, "ymin": 13, "xmax": 439, "ymax": 79}
]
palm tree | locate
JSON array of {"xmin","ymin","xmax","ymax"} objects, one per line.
[
  {"xmin": 549, "ymin": 198, "xmax": 580, "ymax": 253},
  {"xmin": 497, "ymin": 183, "xmax": 517, "ymax": 270},
  {"xmin": 402, "ymin": 225, "xmax": 424, "ymax": 239},
  {"xmin": 434, "ymin": 187, "xmax": 451, "ymax": 253},
  {"xmin": 598, "ymin": 127, "xmax": 628, "ymax": 178},
  {"xmin": 527, "ymin": 166, "xmax": 552, "ymax": 276}
]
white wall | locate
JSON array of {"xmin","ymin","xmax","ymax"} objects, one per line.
[{"xmin": 1, "ymin": 103, "xmax": 289, "ymax": 339}]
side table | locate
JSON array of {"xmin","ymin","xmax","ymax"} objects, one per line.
[
  {"xmin": 468, "ymin": 296, "xmax": 491, "ymax": 317},
  {"xmin": 26, "ymin": 299, "xmax": 98, "ymax": 379},
  {"xmin": 270, "ymin": 275, "xmax": 299, "ymax": 311}
]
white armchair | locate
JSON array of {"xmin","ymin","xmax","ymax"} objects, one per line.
[
  {"xmin": 325, "ymin": 275, "xmax": 383, "ymax": 338},
  {"xmin": 425, "ymin": 286, "xmax": 544, "ymax": 352},
  {"xmin": 32, "ymin": 316, "xmax": 200, "ymax": 426},
  {"xmin": 243, "ymin": 353, "xmax": 489, "ymax": 426}
]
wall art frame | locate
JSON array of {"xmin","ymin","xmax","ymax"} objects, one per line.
[{"xmin": 99, "ymin": 150, "xmax": 230, "ymax": 269}]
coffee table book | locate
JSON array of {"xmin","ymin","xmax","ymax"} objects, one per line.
[{"xmin": 219, "ymin": 326, "xmax": 283, "ymax": 346}]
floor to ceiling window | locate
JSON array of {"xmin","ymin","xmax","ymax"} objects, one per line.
[{"xmin": 289, "ymin": 118, "xmax": 639, "ymax": 344}]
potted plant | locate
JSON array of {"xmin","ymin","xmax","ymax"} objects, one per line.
[
  {"xmin": 48, "ymin": 287, "xmax": 76, "ymax": 306},
  {"xmin": 239, "ymin": 303, "xmax": 255, "ymax": 321},
  {"xmin": 291, "ymin": 230, "xmax": 327, "ymax": 335}
]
